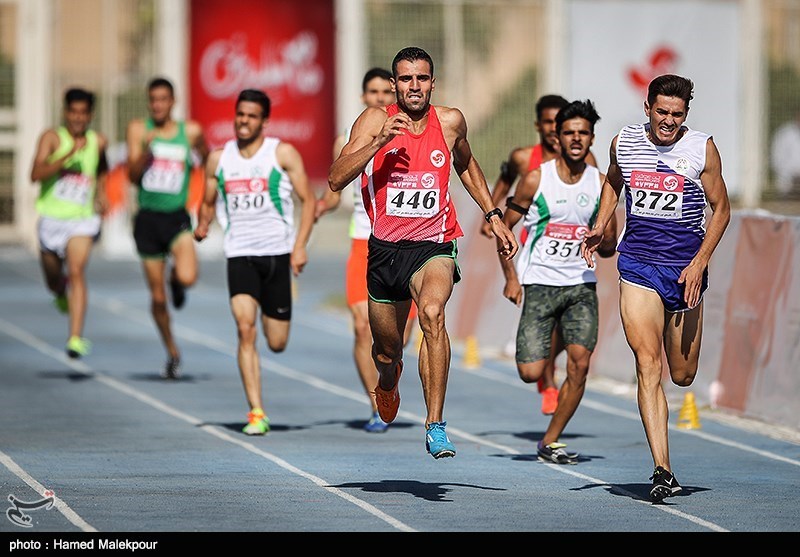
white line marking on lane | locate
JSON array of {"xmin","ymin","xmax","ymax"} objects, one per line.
[
  {"xmin": 93, "ymin": 298, "xmax": 733, "ymax": 531},
  {"xmin": 0, "ymin": 450, "xmax": 98, "ymax": 533},
  {"xmin": 0, "ymin": 317, "xmax": 415, "ymax": 533}
]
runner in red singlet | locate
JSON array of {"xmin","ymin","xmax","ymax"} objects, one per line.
[{"xmin": 328, "ymin": 47, "xmax": 517, "ymax": 459}]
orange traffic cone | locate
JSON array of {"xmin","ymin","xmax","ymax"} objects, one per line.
[
  {"xmin": 676, "ymin": 392, "xmax": 701, "ymax": 429},
  {"xmin": 463, "ymin": 336, "xmax": 481, "ymax": 369}
]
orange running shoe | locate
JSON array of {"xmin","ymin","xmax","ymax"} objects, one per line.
[
  {"xmin": 541, "ymin": 387, "xmax": 559, "ymax": 415},
  {"xmin": 374, "ymin": 361, "xmax": 403, "ymax": 423}
]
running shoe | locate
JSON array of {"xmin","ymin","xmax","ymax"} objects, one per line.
[
  {"xmin": 649, "ymin": 466, "xmax": 682, "ymax": 502},
  {"xmin": 65, "ymin": 336, "xmax": 91, "ymax": 359},
  {"xmin": 541, "ymin": 387, "xmax": 559, "ymax": 415},
  {"xmin": 162, "ymin": 357, "xmax": 182, "ymax": 380},
  {"xmin": 54, "ymin": 294, "xmax": 68, "ymax": 314},
  {"xmin": 364, "ymin": 411, "xmax": 388, "ymax": 433},
  {"xmin": 374, "ymin": 360, "xmax": 403, "ymax": 423},
  {"xmin": 169, "ymin": 273, "xmax": 186, "ymax": 310},
  {"xmin": 243, "ymin": 410, "xmax": 270, "ymax": 436},
  {"xmin": 537, "ymin": 441, "xmax": 578, "ymax": 464},
  {"xmin": 425, "ymin": 421, "xmax": 456, "ymax": 459}
]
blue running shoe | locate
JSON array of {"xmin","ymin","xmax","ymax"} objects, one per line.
[
  {"xmin": 425, "ymin": 421, "xmax": 456, "ymax": 459},
  {"xmin": 364, "ymin": 411, "xmax": 388, "ymax": 433}
]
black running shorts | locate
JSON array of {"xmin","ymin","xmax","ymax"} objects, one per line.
[
  {"xmin": 367, "ymin": 235, "xmax": 461, "ymax": 303},
  {"xmin": 226, "ymin": 254, "xmax": 292, "ymax": 320},
  {"xmin": 133, "ymin": 209, "xmax": 192, "ymax": 259}
]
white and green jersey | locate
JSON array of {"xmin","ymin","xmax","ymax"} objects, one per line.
[
  {"xmin": 516, "ymin": 159, "xmax": 601, "ymax": 286},
  {"xmin": 214, "ymin": 137, "xmax": 295, "ymax": 258},
  {"xmin": 343, "ymin": 125, "xmax": 372, "ymax": 240}
]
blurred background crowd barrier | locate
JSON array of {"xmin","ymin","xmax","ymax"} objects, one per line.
[
  {"xmin": 451, "ymin": 207, "xmax": 800, "ymax": 432},
  {"xmin": 0, "ymin": 0, "xmax": 797, "ymax": 430}
]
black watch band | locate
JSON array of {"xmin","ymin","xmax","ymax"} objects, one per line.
[{"xmin": 484, "ymin": 208, "xmax": 503, "ymax": 223}]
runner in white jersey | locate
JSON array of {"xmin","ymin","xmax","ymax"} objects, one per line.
[
  {"xmin": 194, "ymin": 89, "xmax": 316, "ymax": 436},
  {"xmin": 581, "ymin": 74, "xmax": 731, "ymax": 501},
  {"xmin": 499, "ymin": 100, "xmax": 617, "ymax": 465},
  {"xmin": 315, "ymin": 68, "xmax": 418, "ymax": 433},
  {"xmin": 214, "ymin": 136, "xmax": 297, "ymax": 257}
]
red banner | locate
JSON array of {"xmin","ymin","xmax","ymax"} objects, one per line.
[{"xmin": 189, "ymin": 0, "xmax": 335, "ymax": 185}]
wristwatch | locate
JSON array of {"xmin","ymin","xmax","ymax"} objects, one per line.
[{"xmin": 484, "ymin": 208, "xmax": 503, "ymax": 223}]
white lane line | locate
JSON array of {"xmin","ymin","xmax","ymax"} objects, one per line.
[
  {"xmin": 300, "ymin": 308, "xmax": 800, "ymax": 468},
  {"xmin": 0, "ymin": 450, "xmax": 98, "ymax": 533},
  {"xmin": 535, "ymin": 464, "xmax": 728, "ymax": 532},
  {"xmin": 0, "ymin": 320, "xmax": 96, "ymax": 532},
  {"xmin": 458, "ymin": 366, "xmax": 800, "ymax": 469},
  {"xmin": 93, "ymin": 298, "xmax": 730, "ymax": 531},
  {"xmin": 0, "ymin": 317, "xmax": 415, "ymax": 533},
  {"xmin": 0, "ymin": 282, "xmax": 764, "ymax": 531}
]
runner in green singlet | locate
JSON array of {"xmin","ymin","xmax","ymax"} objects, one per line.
[{"xmin": 126, "ymin": 77, "xmax": 209, "ymax": 379}]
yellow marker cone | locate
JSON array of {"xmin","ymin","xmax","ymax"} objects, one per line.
[
  {"xmin": 463, "ymin": 335, "xmax": 481, "ymax": 369},
  {"xmin": 676, "ymin": 392, "xmax": 701, "ymax": 429}
]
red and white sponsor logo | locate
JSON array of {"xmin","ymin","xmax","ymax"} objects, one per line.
[
  {"xmin": 545, "ymin": 223, "xmax": 588, "ymax": 241},
  {"xmin": 430, "ymin": 149, "xmax": 446, "ymax": 168},
  {"xmin": 630, "ymin": 170, "xmax": 684, "ymax": 192},
  {"xmin": 225, "ymin": 177, "xmax": 267, "ymax": 194},
  {"xmin": 151, "ymin": 159, "xmax": 183, "ymax": 174},
  {"xmin": 421, "ymin": 173, "xmax": 436, "ymax": 188}
]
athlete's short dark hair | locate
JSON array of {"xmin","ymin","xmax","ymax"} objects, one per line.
[
  {"xmin": 647, "ymin": 74, "xmax": 694, "ymax": 109},
  {"xmin": 392, "ymin": 47, "xmax": 434, "ymax": 78},
  {"xmin": 536, "ymin": 95, "xmax": 569, "ymax": 120},
  {"xmin": 237, "ymin": 89, "xmax": 271, "ymax": 118},
  {"xmin": 64, "ymin": 88, "xmax": 95, "ymax": 111},
  {"xmin": 556, "ymin": 99, "xmax": 601, "ymax": 133},
  {"xmin": 362, "ymin": 68, "xmax": 393, "ymax": 92},
  {"xmin": 147, "ymin": 77, "xmax": 174, "ymax": 97}
]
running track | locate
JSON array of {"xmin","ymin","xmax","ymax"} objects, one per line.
[{"xmin": 0, "ymin": 229, "xmax": 798, "ymax": 543}]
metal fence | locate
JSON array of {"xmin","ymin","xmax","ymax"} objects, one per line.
[
  {"xmin": 766, "ymin": 0, "xmax": 800, "ymax": 201},
  {"xmin": 365, "ymin": 0, "xmax": 547, "ymax": 187},
  {"xmin": 1, "ymin": 0, "xmax": 799, "ymax": 244},
  {"xmin": 0, "ymin": 1, "xmax": 16, "ymax": 226}
]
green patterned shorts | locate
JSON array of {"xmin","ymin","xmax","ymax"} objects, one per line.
[{"xmin": 515, "ymin": 283, "xmax": 598, "ymax": 364}]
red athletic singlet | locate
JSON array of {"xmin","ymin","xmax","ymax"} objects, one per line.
[
  {"xmin": 361, "ymin": 104, "xmax": 463, "ymax": 243},
  {"xmin": 526, "ymin": 143, "xmax": 543, "ymax": 173}
]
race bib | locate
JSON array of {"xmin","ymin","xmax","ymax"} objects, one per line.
[
  {"xmin": 629, "ymin": 170, "xmax": 684, "ymax": 219},
  {"xmin": 385, "ymin": 171, "xmax": 439, "ymax": 218},
  {"xmin": 54, "ymin": 171, "xmax": 91, "ymax": 206},
  {"xmin": 141, "ymin": 143, "xmax": 188, "ymax": 194},
  {"xmin": 540, "ymin": 223, "xmax": 588, "ymax": 263},
  {"xmin": 225, "ymin": 178, "xmax": 269, "ymax": 214}
]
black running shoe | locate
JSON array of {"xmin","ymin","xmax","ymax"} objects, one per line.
[
  {"xmin": 169, "ymin": 276, "xmax": 186, "ymax": 309},
  {"xmin": 162, "ymin": 357, "xmax": 182, "ymax": 380},
  {"xmin": 649, "ymin": 466, "xmax": 682, "ymax": 502},
  {"xmin": 537, "ymin": 441, "xmax": 579, "ymax": 464}
]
